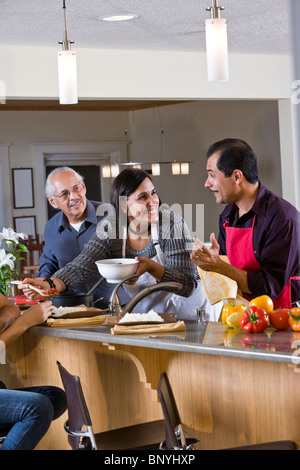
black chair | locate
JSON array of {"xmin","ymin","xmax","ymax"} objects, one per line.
[
  {"xmin": 158, "ymin": 372, "xmax": 298, "ymax": 451},
  {"xmin": 157, "ymin": 372, "xmax": 198, "ymax": 450},
  {"xmin": 56, "ymin": 361, "xmax": 166, "ymax": 450},
  {"xmin": 0, "ymin": 426, "xmax": 12, "ymax": 448}
]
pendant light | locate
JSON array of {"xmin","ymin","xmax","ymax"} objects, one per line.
[
  {"xmin": 57, "ymin": 0, "xmax": 78, "ymax": 104},
  {"xmin": 205, "ymin": 0, "xmax": 229, "ymax": 81}
]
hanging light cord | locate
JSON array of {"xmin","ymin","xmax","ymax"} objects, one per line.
[{"xmin": 59, "ymin": 0, "xmax": 74, "ymax": 51}]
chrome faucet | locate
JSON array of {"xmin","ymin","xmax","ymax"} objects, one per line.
[{"xmin": 108, "ymin": 274, "xmax": 183, "ymax": 316}]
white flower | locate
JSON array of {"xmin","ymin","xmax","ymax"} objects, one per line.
[
  {"xmin": 0, "ymin": 248, "xmax": 15, "ymax": 270},
  {"xmin": 0, "ymin": 227, "xmax": 27, "ymax": 244}
]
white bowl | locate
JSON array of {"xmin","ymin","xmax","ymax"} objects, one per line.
[{"xmin": 95, "ymin": 258, "xmax": 139, "ymax": 283}]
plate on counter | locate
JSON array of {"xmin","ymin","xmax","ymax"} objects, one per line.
[{"xmin": 104, "ymin": 313, "xmax": 176, "ymax": 326}]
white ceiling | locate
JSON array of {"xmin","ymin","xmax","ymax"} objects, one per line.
[{"xmin": 0, "ymin": 0, "xmax": 293, "ymax": 55}]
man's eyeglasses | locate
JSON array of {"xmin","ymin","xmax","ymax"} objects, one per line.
[{"xmin": 53, "ymin": 182, "xmax": 84, "ymax": 201}]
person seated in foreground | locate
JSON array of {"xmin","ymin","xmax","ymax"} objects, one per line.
[{"xmin": 0, "ymin": 295, "xmax": 66, "ymax": 450}]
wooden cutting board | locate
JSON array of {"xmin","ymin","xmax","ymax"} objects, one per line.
[{"xmin": 50, "ymin": 304, "xmax": 108, "ymax": 319}]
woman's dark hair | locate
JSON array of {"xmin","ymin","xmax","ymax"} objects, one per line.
[
  {"xmin": 207, "ymin": 138, "xmax": 259, "ymax": 183},
  {"xmin": 110, "ymin": 168, "xmax": 153, "ymax": 234}
]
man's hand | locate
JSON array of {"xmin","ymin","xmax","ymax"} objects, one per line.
[
  {"xmin": 191, "ymin": 233, "xmax": 221, "ymax": 272},
  {"xmin": 191, "ymin": 233, "xmax": 250, "ymax": 293}
]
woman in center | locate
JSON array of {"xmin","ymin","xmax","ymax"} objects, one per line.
[{"xmin": 21, "ymin": 169, "xmax": 218, "ymax": 320}]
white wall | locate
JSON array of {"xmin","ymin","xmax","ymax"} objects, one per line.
[{"xmin": 0, "ymin": 46, "xmax": 294, "ymax": 101}]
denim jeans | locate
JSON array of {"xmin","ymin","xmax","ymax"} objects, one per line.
[{"xmin": 0, "ymin": 383, "xmax": 66, "ymax": 450}]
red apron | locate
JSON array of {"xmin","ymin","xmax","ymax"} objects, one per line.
[{"xmin": 224, "ymin": 215, "xmax": 298, "ymax": 309}]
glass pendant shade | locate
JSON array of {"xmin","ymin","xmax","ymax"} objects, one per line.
[
  {"xmin": 58, "ymin": 50, "xmax": 78, "ymax": 104},
  {"xmin": 172, "ymin": 162, "xmax": 181, "ymax": 175},
  {"xmin": 205, "ymin": 18, "xmax": 228, "ymax": 81},
  {"xmin": 102, "ymin": 165, "xmax": 111, "ymax": 178},
  {"xmin": 180, "ymin": 162, "xmax": 189, "ymax": 175},
  {"xmin": 110, "ymin": 164, "xmax": 119, "ymax": 177},
  {"xmin": 151, "ymin": 163, "xmax": 160, "ymax": 176}
]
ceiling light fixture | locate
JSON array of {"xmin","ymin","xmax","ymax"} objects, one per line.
[
  {"xmin": 205, "ymin": 0, "xmax": 229, "ymax": 81},
  {"xmin": 100, "ymin": 14, "xmax": 139, "ymax": 22},
  {"xmin": 172, "ymin": 162, "xmax": 190, "ymax": 175},
  {"xmin": 57, "ymin": 0, "xmax": 78, "ymax": 104},
  {"xmin": 102, "ymin": 163, "xmax": 120, "ymax": 178}
]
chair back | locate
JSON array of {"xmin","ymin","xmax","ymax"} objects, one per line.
[
  {"xmin": 57, "ymin": 361, "xmax": 95, "ymax": 449},
  {"xmin": 157, "ymin": 372, "xmax": 187, "ymax": 450},
  {"xmin": 18, "ymin": 234, "xmax": 45, "ymax": 276}
]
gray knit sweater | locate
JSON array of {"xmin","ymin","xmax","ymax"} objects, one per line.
[{"xmin": 54, "ymin": 208, "xmax": 199, "ymax": 297}]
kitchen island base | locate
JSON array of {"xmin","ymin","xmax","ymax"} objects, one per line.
[{"xmin": 0, "ymin": 327, "xmax": 299, "ymax": 450}]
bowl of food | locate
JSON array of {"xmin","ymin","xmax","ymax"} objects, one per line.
[{"xmin": 95, "ymin": 258, "xmax": 139, "ymax": 283}]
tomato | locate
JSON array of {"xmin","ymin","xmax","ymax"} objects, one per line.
[
  {"xmin": 269, "ymin": 308, "xmax": 290, "ymax": 330},
  {"xmin": 249, "ymin": 295, "xmax": 274, "ymax": 313}
]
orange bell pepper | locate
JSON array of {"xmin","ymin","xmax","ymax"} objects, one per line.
[{"xmin": 288, "ymin": 307, "xmax": 300, "ymax": 331}]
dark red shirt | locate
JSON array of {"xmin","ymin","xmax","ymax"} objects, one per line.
[{"xmin": 218, "ymin": 183, "xmax": 300, "ymax": 303}]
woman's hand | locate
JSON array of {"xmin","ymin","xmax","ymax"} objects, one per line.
[
  {"xmin": 0, "ymin": 300, "xmax": 54, "ymax": 348},
  {"xmin": 134, "ymin": 257, "xmax": 165, "ymax": 282},
  {"xmin": 21, "ymin": 301, "xmax": 53, "ymax": 329}
]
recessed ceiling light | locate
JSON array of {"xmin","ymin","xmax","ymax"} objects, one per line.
[{"xmin": 100, "ymin": 14, "xmax": 139, "ymax": 22}]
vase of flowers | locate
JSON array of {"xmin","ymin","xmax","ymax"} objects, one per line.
[{"xmin": 0, "ymin": 227, "xmax": 29, "ymax": 297}]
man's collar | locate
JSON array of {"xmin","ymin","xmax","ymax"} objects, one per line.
[
  {"xmin": 221, "ymin": 182, "xmax": 267, "ymax": 219},
  {"xmin": 84, "ymin": 199, "xmax": 98, "ymax": 224},
  {"xmin": 250, "ymin": 182, "xmax": 268, "ymax": 217},
  {"xmin": 57, "ymin": 199, "xmax": 97, "ymax": 232}
]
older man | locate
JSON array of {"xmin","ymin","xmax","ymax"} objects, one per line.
[
  {"xmin": 191, "ymin": 138, "xmax": 300, "ymax": 309},
  {"xmin": 38, "ymin": 166, "xmax": 128, "ymax": 308}
]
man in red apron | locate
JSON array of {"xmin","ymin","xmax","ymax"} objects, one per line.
[{"xmin": 191, "ymin": 138, "xmax": 300, "ymax": 309}]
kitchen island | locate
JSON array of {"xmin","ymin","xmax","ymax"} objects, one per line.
[{"xmin": 1, "ymin": 319, "xmax": 299, "ymax": 450}]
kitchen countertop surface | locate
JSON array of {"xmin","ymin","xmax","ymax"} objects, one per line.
[{"xmin": 29, "ymin": 319, "xmax": 300, "ymax": 365}]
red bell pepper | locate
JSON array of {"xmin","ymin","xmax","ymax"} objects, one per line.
[{"xmin": 240, "ymin": 306, "xmax": 268, "ymax": 333}]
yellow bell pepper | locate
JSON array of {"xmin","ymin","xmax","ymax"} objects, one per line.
[{"xmin": 221, "ymin": 303, "xmax": 246, "ymax": 327}]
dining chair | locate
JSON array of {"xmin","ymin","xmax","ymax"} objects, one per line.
[
  {"xmin": 156, "ymin": 372, "xmax": 198, "ymax": 450},
  {"xmin": 157, "ymin": 372, "xmax": 297, "ymax": 451},
  {"xmin": 19, "ymin": 234, "xmax": 45, "ymax": 277},
  {"xmin": 56, "ymin": 361, "xmax": 165, "ymax": 450}
]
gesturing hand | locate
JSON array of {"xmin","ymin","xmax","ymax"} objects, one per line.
[{"xmin": 190, "ymin": 233, "xmax": 221, "ymax": 272}]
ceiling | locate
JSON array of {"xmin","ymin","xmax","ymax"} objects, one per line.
[{"xmin": 0, "ymin": 0, "xmax": 293, "ymax": 110}]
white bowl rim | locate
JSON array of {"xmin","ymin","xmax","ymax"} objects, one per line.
[{"xmin": 95, "ymin": 258, "xmax": 139, "ymax": 266}]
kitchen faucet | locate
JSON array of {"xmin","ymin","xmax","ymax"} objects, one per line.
[{"xmin": 108, "ymin": 274, "xmax": 183, "ymax": 316}]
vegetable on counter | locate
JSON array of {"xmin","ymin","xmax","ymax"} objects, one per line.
[
  {"xmin": 249, "ymin": 295, "xmax": 274, "ymax": 313},
  {"xmin": 221, "ymin": 303, "xmax": 246, "ymax": 328},
  {"xmin": 288, "ymin": 308, "xmax": 300, "ymax": 331},
  {"xmin": 269, "ymin": 308, "xmax": 290, "ymax": 330},
  {"xmin": 240, "ymin": 306, "xmax": 269, "ymax": 333}
]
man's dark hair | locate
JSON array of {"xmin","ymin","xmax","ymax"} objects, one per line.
[{"xmin": 207, "ymin": 138, "xmax": 259, "ymax": 183}]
